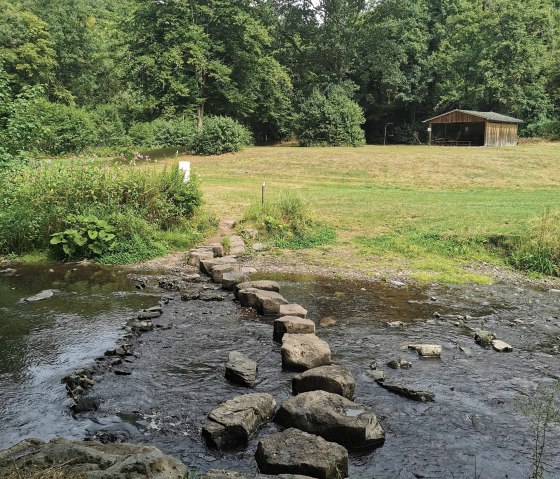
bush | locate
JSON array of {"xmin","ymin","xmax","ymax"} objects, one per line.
[
  {"xmin": 0, "ymin": 161, "xmax": 204, "ymax": 262},
  {"xmin": 92, "ymin": 104, "xmax": 127, "ymax": 148},
  {"xmin": 523, "ymin": 119, "xmax": 560, "ymax": 141},
  {"xmin": 127, "ymin": 117, "xmax": 196, "ymax": 149},
  {"xmin": 190, "ymin": 116, "xmax": 252, "ymax": 155},
  {"xmin": 33, "ymin": 99, "xmax": 98, "ymax": 155},
  {"xmin": 238, "ymin": 193, "xmax": 336, "ymax": 250},
  {"xmin": 297, "ymin": 86, "xmax": 365, "ymax": 147}
]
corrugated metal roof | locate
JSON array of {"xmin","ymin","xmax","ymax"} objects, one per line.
[{"xmin": 424, "ymin": 109, "xmax": 523, "ymax": 123}]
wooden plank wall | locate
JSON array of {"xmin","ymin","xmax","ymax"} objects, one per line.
[
  {"xmin": 485, "ymin": 122, "xmax": 518, "ymax": 147},
  {"xmin": 430, "ymin": 111, "xmax": 482, "ymax": 124}
]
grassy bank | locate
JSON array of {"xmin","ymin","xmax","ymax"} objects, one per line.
[{"xmin": 162, "ymin": 143, "xmax": 560, "ymax": 283}]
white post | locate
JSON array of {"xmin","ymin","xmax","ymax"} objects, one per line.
[{"xmin": 179, "ymin": 161, "xmax": 191, "ymax": 182}]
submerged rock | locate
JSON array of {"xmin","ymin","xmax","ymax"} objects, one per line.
[
  {"xmin": 24, "ymin": 289, "xmax": 54, "ymax": 302},
  {"xmin": 255, "ymin": 428, "xmax": 348, "ymax": 479},
  {"xmin": 376, "ymin": 378, "xmax": 435, "ymax": 402},
  {"xmin": 279, "ymin": 304, "xmax": 308, "ymax": 318},
  {"xmin": 292, "ymin": 364, "xmax": 355, "ymax": 399},
  {"xmin": 0, "ymin": 438, "xmax": 188, "ymax": 479},
  {"xmin": 274, "ymin": 316, "xmax": 315, "ymax": 342},
  {"xmin": 474, "ymin": 329, "xmax": 496, "ymax": 347},
  {"xmin": 225, "ymin": 351, "xmax": 257, "ymax": 387},
  {"xmin": 387, "ymin": 358, "xmax": 412, "ymax": 369},
  {"xmin": 281, "ymin": 334, "xmax": 332, "ymax": 371},
  {"xmin": 275, "ymin": 390, "xmax": 385, "ymax": 451},
  {"xmin": 202, "ymin": 393, "xmax": 276, "ymax": 450}
]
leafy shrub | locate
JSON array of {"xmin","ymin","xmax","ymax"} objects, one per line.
[
  {"xmin": 523, "ymin": 119, "xmax": 560, "ymax": 140},
  {"xmin": 128, "ymin": 117, "xmax": 196, "ymax": 148},
  {"xmin": 50, "ymin": 214, "xmax": 117, "ymax": 259},
  {"xmin": 239, "ymin": 193, "xmax": 336, "ymax": 250},
  {"xmin": 33, "ymin": 99, "xmax": 98, "ymax": 154},
  {"xmin": 190, "ymin": 116, "xmax": 252, "ymax": 155},
  {"xmin": 0, "ymin": 161, "xmax": 203, "ymax": 262},
  {"xmin": 297, "ymin": 86, "xmax": 365, "ymax": 147},
  {"xmin": 92, "ymin": 104, "xmax": 127, "ymax": 148}
]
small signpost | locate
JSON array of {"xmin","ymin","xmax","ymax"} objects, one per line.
[
  {"xmin": 179, "ymin": 161, "xmax": 191, "ymax": 182},
  {"xmin": 262, "ymin": 181, "xmax": 266, "ymax": 206}
]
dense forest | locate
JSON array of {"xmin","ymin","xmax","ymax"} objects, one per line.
[{"xmin": 1, "ymin": 0, "xmax": 559, "ymax": 160}]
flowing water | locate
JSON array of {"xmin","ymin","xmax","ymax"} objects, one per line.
[{"xmin": 1, "ymin": 267, "xmax": 559, "ymax": 479}]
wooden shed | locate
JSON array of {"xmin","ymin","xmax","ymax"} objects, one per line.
[{"xmin": 423, "ymin": 109, "xmax": 523, "ymax": 147}]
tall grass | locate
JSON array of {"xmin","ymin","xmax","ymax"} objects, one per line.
[
  {"xmin": 0, "ymin": 160, "xmax": 207, "ymax": 262},
  {"xmin": 239, "ymin": 193, "xmax": 335, "ymax": 249}
]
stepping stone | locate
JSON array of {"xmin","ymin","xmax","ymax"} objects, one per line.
[
  {"xmin": 408, "ymin": 344, "xmax": 442, "ymax": 358},
  {"xmin": 212, "ymin": 263, "xmax": 241, "ymax": 283},
  {"xmin": 200, "ymin": 256, "xmax": 238, "ymax": 275},
  {"xmin": 234, "ymin": 280, "xmax": 280, "ymax": 299},
  {"xmin": 202, "ymin": 393, "xmax": 276, "ymax": 450},
  {"xmin": 275, "ymin": 390, "xmax": 385, "ymax": 451},
  {"xmin": 279, "ymin": 304, "xmax": 308, "ymax": 318},
  {"xmin": 492, "ymin": 339, "xmax": 513, "ymax": 352},
  {"xmin": 225, "ymin": 352, "xmax": 257, "ymax": 387},
  {"xmin": 188, "ymin": 249, "xmax": 215, "ymax": 268},
  {"xmin": 376, "ymin": 378, "xmax": 435, "ymax": 402},
  {"xmin": 274, "ymin": 316, "xmax": 315, "ymax": 342},
  {"xmin": 256, "ymin": 428, "xmax": 348, "ymax": 479},
  {"xmin": 292, "ymin": 364, "xmax": 355, "ymax": 399},
  {"xmin": 229, "ymin": 235, "xmax": 246, "ymax": 255},
  {"xmin": 281, "ymin": 334, "xmax": 331, "ymax": 371},
  {"xmin": 212, "ymin": 243, "xmax": 224, "ymax": 257},
  {"xmin": 221, "ymin": 272, "xmax": 250, "ymax": 291},
  {"xmin": 238, "ymin": 288, "xmax": 288, "ymax": 315}
]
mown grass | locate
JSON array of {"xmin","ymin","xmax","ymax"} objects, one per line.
[{"xmin": 151, "ymin": 143, "xmax": 560, "ymax": 283}]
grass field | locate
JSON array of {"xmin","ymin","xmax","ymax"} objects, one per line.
[{"xmin": 158, "ymin": 143, "xmax": 560, "ymax": 282}]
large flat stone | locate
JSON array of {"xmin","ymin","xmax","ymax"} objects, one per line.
[
  {"xmin": 225, "ymin": 351, "xmax": 257, "ymax": 387},
  {"xmin": 188, "ymin": 249, "xmax": 215, "ymax": 268},
  {"xmin": 234, "ymin": 280, "xmax": 280, "ymax": 299},
  {"xmin": 255, "ymin": 428, "xmax": 348, "ymax": 479},
  {"xmin": 274, "ymin": 316, "xmax": 315, "ymax": 342},
  {"xmin": 221, "ymin": 272, "xmax": 250, "ymax": 291},
  {"xmin": 376, "ymin": 378, "xmax": 435, "ymax": 402},
  {"xmin": 275, "ymin": 390, "xmax": 385, "ymax": 451},
  {"xmin": 212, "ymin": 263, "xmax": 241, "ymax": 283},
  {"xmin": 281, "ymin": 334, "xmax": 331, "ymax": 371},
  {"xmin": 238, "ymin": 288, "xmax": 288, "ymax": 315},
  {"xmin": 279, "ymin": 304, "xmax": 308, "ymax": 318},
  {"xmin": 202, "ymin": 393, "xmax": 276, "ymax": 450},
  {"xmin": 200, "ymin": 256, "xmax": 238, "ymax": 275},
  {"xmin": 292, "ymin": 364, "xmax": 355, "ymax": 399},
  {"xmin": 0, "ymin": 438, "xmax": 188, "ymax": 479}
]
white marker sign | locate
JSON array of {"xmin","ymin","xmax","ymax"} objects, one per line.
[{"xmin": 179, "ymin": 161, "xmax": 191, "ymax": 182}]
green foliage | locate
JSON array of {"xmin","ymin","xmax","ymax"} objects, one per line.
[
  {"xmin": 32, "ymin": 99, "xmax": 98, "ymax": 155},
  {"xmin": 190, "ymin": 116, "xmax": 252, "ymax": 155},
  {"xmin": 0, "ymin": 161, "xmax": 203, "ymax": 262},
  {"xmin": 239, "ymin": 193, "xmax": 336, "ymax": 250},
  {"xmin": 221, "ymin": 236, "xmax": 231, "ymax": 255},
  {"xmin": 519, "ymin": 381, "xmax": 560, "ymax": 479},
  {"xmin": 298, "ymin": 86, "xmax": 365, "ymax": 147},
  {"xmin": 92, "ymin": 104, "xmax": 127, "ymax": 148},
  {"xmin": 50, "ymin": 214, "xmax": 117, "ymax": 259},
  {"xmin": 128, "ymin": 117, "xmax": 196, "ymax": 148},
  {"xmin": 523, "ymin": 119, "xmax": 560, "ymax": 141},
  {"xmin": 508, "ymin": 210, "xmax": 560, "ymax": 276}
]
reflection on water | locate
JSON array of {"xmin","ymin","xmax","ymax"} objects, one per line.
[{"xmin": 0, "ymin": 263, "xmax": 156, "ymax": 449}]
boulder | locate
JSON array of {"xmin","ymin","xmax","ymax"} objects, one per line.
[
  {"xmin": 292, "ymin": 364, "xmax": 355, "ymax": 400},
  {"xmin": 234, "ymin": 280, "xmax": 280, "ymax": 299},
  {"xmin": 281, "ymin": 334, "xmax": 331, "ymax": 371},
  {"xmin": 474, "ymin": 329, "xmax": 496, "ymax": 347},
  {"xmin": 491, "ymin": 339, "xmax": 513, "ymax": 352},
  {"xmin": 376, "ymin": 379, "xmax": 435, "ymax": 402},
  {"xmin": 212, "ymin": 263, "xmax": 241, "ymax": 283},
  {"xmin": 202, "ymin": 393, "xmax": 276, "ymax": 450},
  {"xmin": 221, "ymin": 272, "xmax": 250, "ymax": 291},
  {"xmin": 225, "ymin": 351, "xmax": 257, "ymax": 387},
  {"xmin": 126, "ymin": 319, "xmax": 154, "ymax": 332},
  {"xmin": 238, "ymin": 288, "xmax": 288, "ymax": 315},
  {"xmin": 275, "ymin": 390, "xmax": 384, "ymax": 451},
  {"xmin": 279, "ymin": 304, "xmax": 308, "ymax": 318},
  {"xmin": 274, "ymin": 316, "xmax": 315, "ymax": 342},
  {"xmin": 367, "ymin": 370, "xmax": 385, "ymax": 381},
  {"xmin": 188, "ymin": 249, "xmax": 215, "ymax": 268},
  {"xmin": 255, "ymin": 428, "xmax": 348, "ymax": 479},
  {"xmin": 0, "ymin": 438, "xmax": 188, "ymax": 479},
  {"xmin": 24, "ymin": 289, "xmax": 54, "ymax": 302},
  {"xmin": 408, "ymin": 344, "xmax": 442, "ymax": 358},
  {"xmin": 387, "ymin": 358, "xmax": 412, "ymax": 369},
  {"xmin": 200, "ymin": 256, "xmax": 238, "ymax": 275}
]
